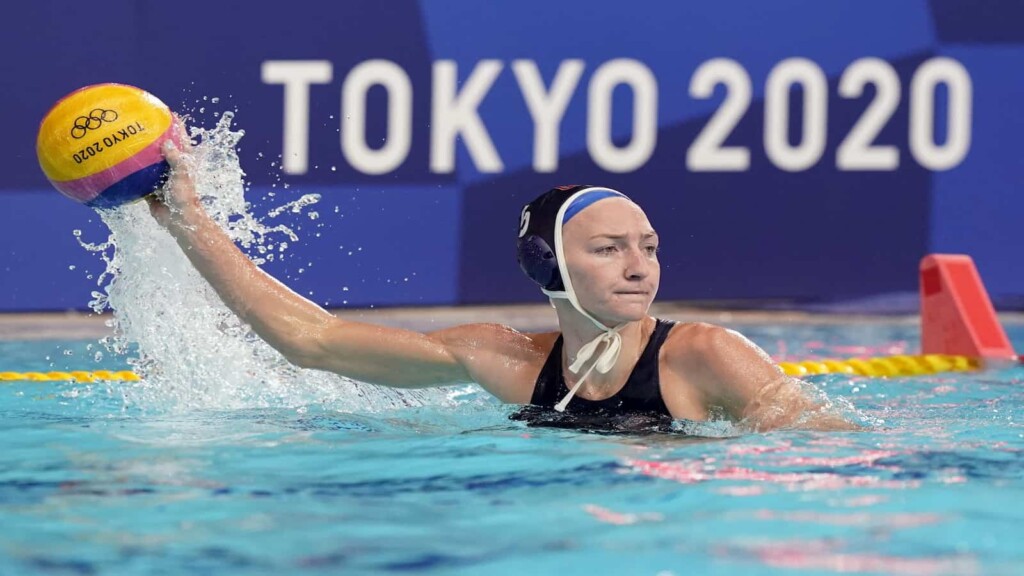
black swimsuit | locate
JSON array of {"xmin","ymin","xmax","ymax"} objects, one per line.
[{"xmin": 511, "ymin": 319, "xmax": 677, "ymax": 432}]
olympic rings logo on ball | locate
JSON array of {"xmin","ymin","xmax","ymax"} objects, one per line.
[{"xmin": 70, "ymin": 109, "xmax": 119, "ymax": 139}]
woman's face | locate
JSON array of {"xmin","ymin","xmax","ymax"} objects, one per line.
[{"xmin": 561, "ymin": 197, "xmax": 661, "ymax": 326}]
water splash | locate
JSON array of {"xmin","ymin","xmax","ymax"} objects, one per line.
[{"xmin": 79, "ymin": 112, "xmax": 450, "ymax": 412}]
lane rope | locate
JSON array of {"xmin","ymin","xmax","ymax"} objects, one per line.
[
  {"xmin": 0, "ymin": 370, "xmax": 141, "ymax": 383},
  {"xmin": 776, "ymin": 354, "xmax": 979, "ymax": 377},
  {"xmin": 0, "ymin": 354, "xmax": 988, "ymax": 382}
]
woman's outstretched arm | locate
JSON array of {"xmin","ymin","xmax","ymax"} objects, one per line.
[{"xmin": 150, "ymin": 135, "xmax": 535, "ymax": 399}]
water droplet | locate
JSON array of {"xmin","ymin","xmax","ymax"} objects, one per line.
[
  {"xmin": 68, "ymin": 265, "xmax": 76, "ymax": 271},
  {"xmin": 211, "ymin": 97, "xmax": 220, "ymax": 103}
]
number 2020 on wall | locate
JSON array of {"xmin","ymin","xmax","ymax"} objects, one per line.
[{"xmin": 686, "ymin": 57, "xmax": 971, "ymax": 173}]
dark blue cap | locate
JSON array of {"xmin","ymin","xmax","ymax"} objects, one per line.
[{"xmin": 516, "ymin": 185, "xmax": 626, "ymax": 292}]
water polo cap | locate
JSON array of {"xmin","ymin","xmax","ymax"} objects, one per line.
[{"xmin": 516, "ymin": 184, "xmax": 632, "ymax": 411}]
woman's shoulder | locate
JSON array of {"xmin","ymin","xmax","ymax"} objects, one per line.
[
  {"xmin": 429, "ymin": 322, "xmax": 559, "ymax": 358},
  {"xmin": 660, "ymin": 320, "xmax": 736, "ymax": 359},
  {"xmin": 526, "ymin": 330, "xmax": 561, "ymax": 351}
]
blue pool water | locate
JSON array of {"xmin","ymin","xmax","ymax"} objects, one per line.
[{"xmin": 2, "ymin": 320, "xmax": 1023, "ymax": 575}]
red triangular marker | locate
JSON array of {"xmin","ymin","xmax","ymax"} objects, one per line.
[{"xmin": 920, "ymin": 254, "xmax": 1016, "ymax": 359}]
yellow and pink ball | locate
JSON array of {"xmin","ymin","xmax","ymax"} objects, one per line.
[{"xmin": 36, "ymin": 83, "xmax": 180, "ymax": 209}]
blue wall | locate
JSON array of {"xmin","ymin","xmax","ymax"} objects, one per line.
[{"xmin": 2, "ymin": 1, "xmax": 1022, "ymax": 311}]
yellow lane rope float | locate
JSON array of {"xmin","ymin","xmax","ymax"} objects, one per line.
[
  {"xmin": 0, "ymin": 370, "xmax": 140, "ymax": 383},
  {"xmin": 776, "ymin": 354, "xmax": 978, "ymax": 377},
  {"xmin": 0, "ymin": 354, "xmax": 981, "ymax": 383}
]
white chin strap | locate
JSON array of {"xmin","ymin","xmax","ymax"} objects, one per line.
[
  {"xmin": 543, "ymin": 290, "xmax": 625, "ymax": 412},
  {"xmin": 540, "ymin": 187, "xmax": 628, "ymax": 412}
]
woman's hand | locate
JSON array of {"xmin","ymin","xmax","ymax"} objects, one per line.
[{"xmin": 148, "ymin": 117, "xmax": 199, "ymax": 228}]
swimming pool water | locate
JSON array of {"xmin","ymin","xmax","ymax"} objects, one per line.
[{"xmin": 2, "ymin": 321, "xmax": 1023, "ymax": 575}]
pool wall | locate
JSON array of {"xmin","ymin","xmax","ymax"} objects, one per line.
[{"xmin": 2, "ymin": 1, "xmax": 1023, "ymax": 311}]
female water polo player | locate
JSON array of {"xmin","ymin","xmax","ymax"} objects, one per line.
[{"xmin": 150, "ymin": 133, "xmax": 856, "ymax": 432}]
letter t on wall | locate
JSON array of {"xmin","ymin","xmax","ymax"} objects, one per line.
[{"xmin": 262, "ymin": 60, "xmax": 334, "ymax": 175}]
